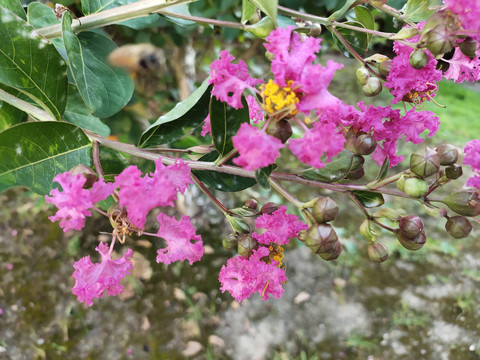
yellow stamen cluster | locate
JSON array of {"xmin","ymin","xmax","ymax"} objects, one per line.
[
  {"xmin": 261, "ymin": 79, "xmax": 299, "ymax": 116},
  {"xmin": 269, "ymin": 245, "xmax": 284, "ymax": 268},
  {"xmin": 406, "ymin": 90, "xmax": 431, "ymax": 104}
]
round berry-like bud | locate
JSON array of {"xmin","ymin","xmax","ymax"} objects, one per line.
[
  {"xmin": 403, "ymin": 177, "xmax": 429, "ymax": 198},
  {"xmin": 297, "ymin": 230, "xmax": 307, "ymax": 242},
  {"xmin": 410, "ymin": 147, "xmax": 440, "ymax": 178},
  {"xmin": 356, "ymin": 67, "xmax": 370, "ymax": 86},
  {"xmin": 377, "ymin": 59, "xmax": 391, "ymax": 78},
  {"xmin": 435, "ymin": 144, "xmax": 458, "ymax": 166},
  {"xmin": 459, "ymin": 38, "xmax": 478, "ymax": 58},
  {"xmin": 318, "ymin": 240, "xmax": 342, "ymax": 261},
  {"xmin": 409, "ymin": 49, "xmax": 429, "ymax": 69},
  {"xmin": 237, "ymin": 235, "xmax": 257, "ymax": 258},
  {"xmin": 445, "ymin": 216, "xmax": 473, "ymax": 239},
  {"xmin": 312, "ymin": 197, "xmax": 339, "ymax": 223},
  {"xmin": 396, "ymin": 230, "xmax": 427, "ymax": 251},
  {"xmin": 350, "ymin": 155, "xmax": 365, "ymax": 172},
  {"xmin": 71, "ymin": 164, "xmax": 98, "ymax": 189},
  {"xmin": 260, "ymin": 202, "xmax": 281, "ymax": 215},
  {"xmin": 227, "ymin": 215, "xmax": 251, "ymax": 234},
  {"xmin": 266, "ymin": 119, "xmax": 293, "ymax": 143},
  {"xmin": 244, "ymin": 198, "xmax": 258, "ymax": 210},
  {"xmin": 396, "ymin": 175, "xmax": 406, "ymax": 192},
  {"xmin": 222, "ymin": 234, "xmax": 239, "ymax": 250},
  {"xmin": 362, "ymin": 77, "xmax": 382, "ymax": 97},
  {"xmin": 308, "ymin": 23, "xmax": 322, "ymax": 37},
  {"xmin": 305, "ymin": 224, "xmax": 338, "ymax": 253},
  {"xmin": 354, "ymin": 134, "xmax": 377, "ymax": 155},
  {"xmin": 399, "ymin": 215, "xmax": 424, "ymax": 238},
  {"xmin": 442, "ymin": 190, "xmax": 480, "ymax": 217},
  {"xmin": 445, "ymin": 165, "xmax": 463, "ymax": 180},
  {"xmin": 345, "ymin": 167, "xmax": 365, "ymax": 181},
  {"xmin": 344, "ymin": 128, "xmax": 357, "ymax": 153},
  {"xmin": 368, "ymin": 242, "xmax": 389, "ymax": 262},
  {"xmin": 425, "ymin": 25, "xmax": 456, "ymax": 56}
]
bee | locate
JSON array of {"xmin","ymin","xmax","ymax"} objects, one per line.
[{"xmin": 107, "ymin": 44, "xmax": 164, "ymax": 74}]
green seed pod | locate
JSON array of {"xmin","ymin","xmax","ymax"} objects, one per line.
[
  {"xmin": 410, "ymin": 147, "xmax": 440, "ymax": 178},
  {"xmin": 396, "ymin": 174, "xmax": 406, "ymax": 192},
  {"xmin": 377, "ymin": 59, "xmax": 391, "ymax": 78},
  {"xmin": 244, "ymin": 199, "xmax": 258, "ymax": 210},
  {"xmin": 445, "ymin": 216, "xmax": 473, "ymax": 239},
  {"xmin": 409, "ymin": 49, "xmax": 429, "ymax": 69},
  {"xmin": 459, "ymin": 37, "xmax": 478, "ymax": 58},
  {"xmin": 305, "ymin": 224, "xmax": 338, "ymax": 253},
  {"xmin": 368, "ymin": 242, "xmax": 389, "ymax": 262},
  {"xmin": 237, "ymin": 235, "xmax": 258, "ymax": 257},
  {"xmin": 227, "ymin": 215, "xmax": 251, "ymax": 234},
  {"xmin": 260, "ymin": 202, "xmax": 281, "ymax": 215},
  {"xmin": 356, "ymin": 67, "xmax": 370, "ymax": 86},
  {"xmin": 445, "ymin": 165, "xmax": 463, "ymax": 180},
  {"xmin": 266, "ymin": 119, "xmax": 293, "ymax": 143},
  {"xmin": 435, "ymin": 144, "xmax": 459, "ymax": 166},
  {"xmin": 362, "ymin": 77, "xmax": 382, "ymax": 97},
  {"xmin": 222, "ymin": 234, "xmax": 239, "ymax": 250},
  {"xmin": 442, "ymin": 190, "xmax": 480, "ymax": 217},
  {"xmin": 403, "ymin": 177, "xmax": 429, "ymax": 198},
  {"xmin": 399, "ymin": 215, "xmax": 424, "ymax": 238},
  {"xmin": 318, "ymin": 240, "xmax": 342, "ymax": 261},
  {"xmin": 70, "ymin": 164, "xmax": 98, "ymax": 189},
  {"xmin": 396, "ymin": 230, "xmax": 427, "ymax": 251},
  {"xmin": 312, "ymin": 197, "xmax": 339, "ymax": 223},
  {"xmin": 354, "ymin": 134, "xmax": 377, "ymax": 156}
]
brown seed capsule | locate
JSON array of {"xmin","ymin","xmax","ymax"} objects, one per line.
[
  {"xmin": 445, "ymin": 165, "xmax": 463, "ymax": 180},
  {"xmin": 396, "ymin": 230, "xmax": 427, "ymax": 251},
  {"xmin": 399, "ymin": 215, "xmax": 424, "ymax": 238},
  {"xmin": 435, "ymin": 144, "xmax": 459, "ymax": 166},
  {"xmin": 244, "ymin": 199, "xmax": 258, "ymax": 210},
  {"xmin": 260, "ymin": 202, "xmax": 281, "ymax": 215},
  {"xmin": 266, "ymin": 119, "xmax": 293, "ymax": 143},
  {"xmin": 354, "ymin": 134, "xmax": 377, "ymax": 156},
  {"xmin": 318, "ymin": 240, "xmax": 342, "ymax": 261},
  {"xmin": 410, "ymin": 146, "xmax": 440, "ymax": 178},
  {"xmin": 237, "ymin": 235, "xmax": 257, "ymax": 258},
  {"xmin": 445, "ymin": 216, "xmax": 473, "ymax": 239},
  {"xmin": 368, "ymin": 242, "xmax": 389, "ymax": 262},
  {"xmin": 442, "ymin": 190, "xmax": 480, "ymax": 217},
  {"xmin": 312, "ymin": 197, "xmax": 339, "ymax": 223}
]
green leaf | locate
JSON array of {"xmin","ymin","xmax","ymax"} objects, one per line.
[
  {"xmin": 241, "ymin": 0, "xmax": 257, "ymax": 24},
  {"xmin": 210, "ymin": 96, "xmax": 249, "ymax": 156},
  {"xmin": 277, "ymin": 14, "xmax": 297, "ymax": 28},
  {"xmin": 375, "ymin": 156, "xmax": 390, "ymax": 181},
  {"xmin": 163, "ymin": 4, "xmax": 197, "ymax": 28},
  {"xmin": 138, "ymin": 80, "xmax": 212, "ymax": 148},
  {"xmin": 64, "ymin": 85, "xmax": 110, "ymax": 137},
  {"xmin": 99, "ymin": 146, "xmax": 129, "ymax": 175},
  {"xmin": 354, "ymin": 6, "xmax": 374, "ymax": 41},
  {"xmin": 62, "ymin": 12, "xmax": 134, "ymax": 118},
  {"xmin": 351, "ymin": 190, "xmax": 385, "ymax": 208},
  {"xmin": 27, "ymin": 2, "xmax": 60, "ymax": 27},
  {"xmin": 328, "ymin": 0, "xmax": 357, "ymax": 21},
  {"xmin": 302, "ymin": 151, "xmax": 354, "ymax": 183},
  {"xmin": 404, "ymin": 0, "xmax": 440, "ymax": 22},
  {"xmin": 255, "ymin": 164, "xmax": 274, "ymax": 190},
  {"xmin": 0, "ymin": 95, "xmax": 27, "ymax": 132},
  {"xmin": 0, "ymin": 122, "xmax": 92, "ymax": 195},
  {"xmin": 0, "ymin": 0, "xmax": 25, "ymax": 19},
  {"xmin": 331, "ymin": 21, "xmax": 369, "ymax": 57},
  {"xmin": 0, "ymin": 7, "xmax": 68, "ymax": 120},
  {"xmin": 250, "ymin": 0, "xmax": 277, "ymax": 23},
  {"xmin": 192, "ymin": 152, "xmax": 256, "ymax": 192}
]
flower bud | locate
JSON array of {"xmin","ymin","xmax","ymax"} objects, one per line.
[
  {"xmin": 396, "ymin": 230, "xmax": 427, "ymax": 251},
  {"xmin": 425, "ymin": 25, "xmax": 456, "ymax": 56},
  {"xmin": 350, "ymin": 155, "xmax": 365, "ymax": 172},
  {"xmin": 435, "ymin": 144, "xmax": 458, "ymax": 166},
  {"xmin": 362, "ymin": 77, "xmax": 382, "ymax": 97},
  {"xmin": 396, "ymin": 174, "xmax": 406, "ymax": 192},
  {"xmin": 308, "ymin": 23, "xmax": 322, "ymax": 37},
  {"xmin": 244, "ymin": 199, "xmax": 258, "ymax": 210},
  {"xmin": 360, "ymin": 219, "xmax": 377, "ymax": 242},
  {"xmin": 399, "ymin": 215, "xmax": 424, "ymax": 238},
  {"xmin": 70, "ymin": 164, "xmax": 98, "ymax": 189},
  {"xmin": 373, "ymin": 208, "xmax": 401, "ymax": 221},
  {"xmin": 249, "ymin": 9, "xmax": 261, "ymax": 24},
  {"xmin": 227, "ymin": 215, "xmax": 250, "ymax": 234},
  {"xmin": 403, "ymin": 177, "xmax": 429, "ymax": 198},
  {"xmin": 354, "ymin": 134, "xmax": 377, "ymax": 155},
  {"xmin": 442, "ymin": 190, "xmax": 480, "ymax": 217},
  {"xmin": 305, "ymin": 224, "xmax": 338, "ymax": 253},
  {"xmin": 356, "ymin": 67, "xmax": 370, "ymax": 86},
  {"xmin": 459, "ymin": 38, "xmax": 478, "ymax": 58},
  {"xmin": 368, "ymin": 242, "xmax": 389, "ymax": 262},
  {"xmin": 319, "ymin": 240, "xmax": 342, "ymax": 261},
  {"xmin": 312, "ymin": 197, "xmax": 339, "ymax": 223},
  {"xmin": 260, "ymin": 202, "xmax": 281, "ymax": 215},
  {"xmin": 237, "ymin": 235, "xmax": 257, "ymax": 257},
  {"xmin": 410, "ymin": 147, "xmax": 440, "ymax": 178},
  {"xmin": 222, "ymin": 234, "xmax": 239, "ymax": 250},
  {"xmin": 377, "ymin": 59, "xmax": 391, "ymax": 78},
  {"xmin": 445, "ymin": 165, "xmax": 463, "ymax": 180},
  {"xmin": 345, "ymin": 167, "xmax": 365, "ymax": 181},
  {"xmin": 230, "ymin": 207, "xmax": 257, "ymax": 217},
  {"xmin": 409, "ymin": 49, "xmax": 429, "ymax": 69},
  {"xmin": 246, "ymin": 17, "xmax": 275, "ymax": 38},
  {"xmin": 445, "ymin": 216, "xmax": 473, "ymax": 239},
  {"xmin": 266, "ymin": 119, "xmax": 293, "ymax": 143}
]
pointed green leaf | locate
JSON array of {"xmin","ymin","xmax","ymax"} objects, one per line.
[
  {"xmin": 0, "ymin": 7, "xmax": 68, "ymax": 120},
  {"xmin": 328, "ymin": 0, "xmax": 357, "ymax": 21},
  {"xmin": 210, "ymin": 96, "xmax": 249, "ymax": 156},
  {"xmin": 99, "ymin": 146, "xmax": 129, "ymax": 175},
  {"xmin": 255, "ymin": 164, "xmax": 274, "ymax": 190},
  {"xmin": 139, "ymin": 80, "xmax": 212, "ymax": 148},
  {"xmin": 250, "ymin": 0, "xmax": 277, "ymax": 23},
  {"xmin": 0, "ymin": 99, "xmax": 27, "ymax": 131},
  {"xmin": 0, "ymin": 122, "xmax": 92, "ymax": 195},
  {"xmin": 27, "ymin": 2, "xmax": 60, "ymax": 28},
  {"xmin": 61, "ymin": 13, "xmax": 134, "ymax": 118},
  {"xmin": 64, "ymin": 85, "xmax": 110, "ymax": 137},
  {"xmin": 354, "ymin": 6, "xmax": 374, "ymax": 41},
  {"xmin": 375, "ymin": 156, "xmax": 390, "ymax": 181},
  {"xmin": 351, "ymin": 190, "xmax": 385, "ymax": 208},
  {"xmin": 302, "ymin": 151, "xmax": 354, "ymax": 183},
  {"xmin": 242, "ymin": 0, "xmax": 257, "ymax": 24},
  {"xmin": 192, "ymin": 152, "xmax": 256, "ymax": 192},
  {"xmin": 0, "ymin": 0, "xmax": 25, "ymax": 19},
  {"xmin": 404, "ymin": 0, "xmax": 440, "ymax": 22},
  {"xmin": 331, "ymin": 21, "xmax": 369, "ymax": 57}
]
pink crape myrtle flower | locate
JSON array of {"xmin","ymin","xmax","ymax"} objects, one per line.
[
  {"xmin": 232, "ymin": 123, "xmax": 283, "ymax": 170},
  {"xmin": 201, "ymin": 114, "xmax": 211, "ymax": 137},
  {"xmin": 115, "ymin": 158, "xmax": 193, "ymax": 229},
  {"xmin": 289, "ymin": 121, "xmax": 346, "ymax": 169},
  {"xmin": 72, "ymin": 242, "xmax": 133, "ymax": 307},
  {"xmin": 444, "ymin": 0, "xmax": 480, "ymax": 42},
  {"xmin": 209, "ymin": 50, "xmax": 262, "ymax": 109},
  {"xmin": 219, "ymin": 246, "xmax": 287, "ymax": 302},
  {"xmin": 385, "ymin": 35, "xmax": 442, "ymax": 104},
  {"xmin": 246, "ymin": 95, "xmax": 264, "ymax": 123},
  {"xmin": 253, "ymin": 205, "xmax": 308, "ymax": 245},
  {"xmin": 155, "ymin": 213, "xmax": 204, "ymax": 265},
  {"xmin": 464, "ymin": 139, "xmax": 480, "ymax": 171},
  {"xmin": 443, "ymin": 47, "xmax": 480, "ymax": 83},
  {"xmin": 46, "ymin": 172, "xmax": 114, "ymax": 232}
]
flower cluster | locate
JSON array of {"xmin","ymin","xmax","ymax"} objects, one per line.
[
  {"xmin": 444, "ymin": 0, "xmax": 480, "ymax": 42},
  {"xmin": 464, "ymin": 139, "xmax": 480, "ymax": 193}
]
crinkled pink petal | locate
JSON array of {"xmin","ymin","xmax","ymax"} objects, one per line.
[
  {"xmin": 209, "ymin": 50, "xmax": 262, "ymax": 109},
  {"xmin": 289, "ymin": 121, "xmax": 345, "ymax": 169},
  {"xmin": 466, "ymin": 174, "xmax": 480, "ymax": 190},
  {"xmin": 72, "ymin": 243, "xmax": 133, "ymax": 307},
  {"xmin": 464, "ymin": 139, "xmax": 480, "ymax": 171},
  {"xmin": 246, "ymin": 95, "xmax": 264, "ymax": 123},
  {"xmin": 232, "ymin": 123, "xmax": 284, "ymax": 170},
  {"xmin": 253, "ymin": 205, "xmax": 308, "ymax": 245},
  {"xmin": 201, "ymin": 114, "xmax": 211, "ymax": 136},
  {"xmin": 155, "ymin": 213, "xmax": 204, "ymax": 265},
  {"xmin": 444, "ymin": 0, "xmax": 480, "ymax": 42},
  {"xmin": 444, "ymin": 47, "xmax": 480, "ymax": 83}
]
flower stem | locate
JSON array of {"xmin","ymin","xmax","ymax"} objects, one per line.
[
  {"xmin": 191, "ymin": 174, "xmax": 232, "ymax": 216},
  {"xmin": 161, "ymin": 10, "xmax": 246, "ymax": 30},
  {"xmin": 367, "ymin": 171, "xmax": 405, "ymax": 190},
  {"xmin": 268, "ymin": 178, "xmax": 304, "ymax": 209},
  {"xmin": 92, "ymin": 141, "xmax": 104, "ymax": 177}
]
